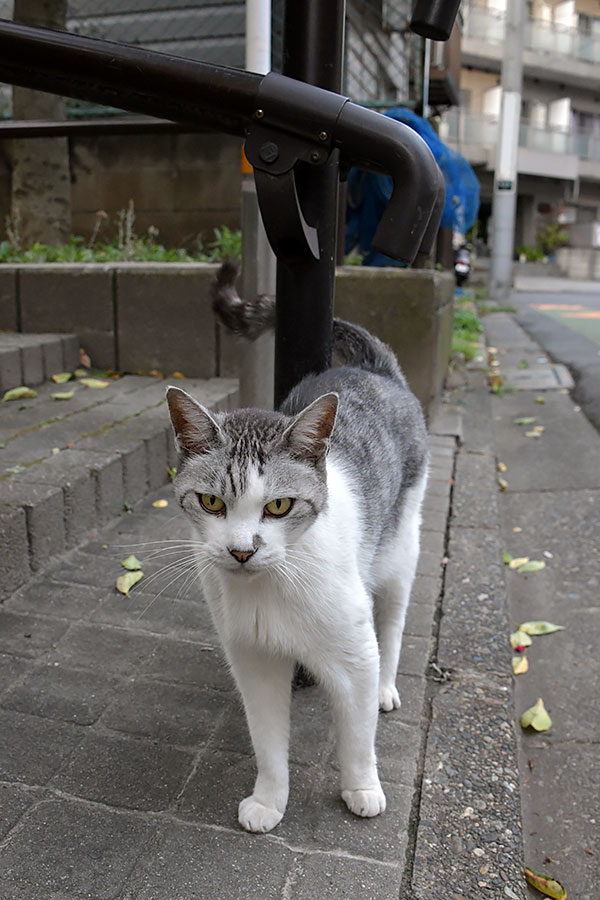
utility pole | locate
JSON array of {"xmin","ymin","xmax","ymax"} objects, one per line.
[
  {"xmin": 239, "ymin": 0, "xmax": 276, "ymax": 408},
  {"xmin": 489, "ymin": 0, "xmax": 525, "ymax": 300}
]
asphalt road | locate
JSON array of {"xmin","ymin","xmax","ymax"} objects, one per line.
[{"xmin": 508, "ymin": 276, "xmax": 600, "ymax": 431}]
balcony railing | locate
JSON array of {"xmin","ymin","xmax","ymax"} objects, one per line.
[
  {"xmin": 463, "ymin": 2, "xmax": 600, "ymax": 65},
  {"xmin": 440, "ymin": 108, "xmax": 600, "ymax": 163}
]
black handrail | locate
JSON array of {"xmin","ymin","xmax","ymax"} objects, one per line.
[{"xmin": 0, "ymin": 18, "xmax": 443, "ymax": 264}]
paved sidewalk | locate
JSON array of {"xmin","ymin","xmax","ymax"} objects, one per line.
[
  {"xmin": 1, "ymin": 431, "xmax": 454, "ymax": 899},
  {"xmin": 1, "ymin": 310, "xmax": 596, "ymax": 898}
]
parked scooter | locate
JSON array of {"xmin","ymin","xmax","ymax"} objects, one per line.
[{"xmin": 454, "ymin": 244, "xmax": 471, "ymax": 287}]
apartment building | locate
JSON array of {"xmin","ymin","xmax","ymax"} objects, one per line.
[{"xmin": 439, "ymin": 0, "xmax": 600, "ymax": 258}]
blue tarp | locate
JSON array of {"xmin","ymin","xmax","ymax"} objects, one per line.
[{"xmin": 345, "ymin": 107, "xmax": 480, "ymax": 266}]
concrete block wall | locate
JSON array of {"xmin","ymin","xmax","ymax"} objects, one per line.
[{"xmin": 0, "ymin": 262, "xmax": 454, "ymax": 417}]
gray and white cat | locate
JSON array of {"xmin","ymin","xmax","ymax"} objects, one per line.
[{"xmin": 166, "ymin": 261, "xmax": 429, "ymax": 833}]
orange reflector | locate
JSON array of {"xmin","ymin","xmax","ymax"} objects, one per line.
[{"xmin": 241, "ymin": 147, "xmax": 253, "ymax": 174}]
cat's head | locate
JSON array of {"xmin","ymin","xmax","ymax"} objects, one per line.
[{"xmin": 166, "ymin": 387, "xmax": 338, "ymax": 576}]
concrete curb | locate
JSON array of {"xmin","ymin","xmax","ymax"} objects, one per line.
[
  {"xmin": 0, "ymin": 357, "xmax": 239, "ymax": 600},
  {"xmin": 0, "ymin": 333, "xmax": 79, "ymax": 393}
]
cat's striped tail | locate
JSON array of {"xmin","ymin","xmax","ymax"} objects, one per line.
[{"xmin": 211, "ymin": 260, "xmax": 406, "ymax": 384}]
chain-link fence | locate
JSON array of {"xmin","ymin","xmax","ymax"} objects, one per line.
[{"xmin": 1, "ymin": 0, "xmax": 422, "ymax": 119}]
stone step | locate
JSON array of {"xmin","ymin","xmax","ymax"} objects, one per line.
[
  {"xmin": 0, "ymin": 369, "xmax": 239, "ymax": 600},
  {"xmin": 0, "ymin": 332, "xmax": 80, "ymax": 394}
]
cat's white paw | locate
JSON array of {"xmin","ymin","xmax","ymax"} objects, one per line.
[
  {"xmin": 342, "ymin": 785, "xmax": 387, "ymax": 818},
  {"xmin": 379, "ymin": 683, "xmax": 401, "ymax": 711},
  {"xmin": 238, "ymin": 795, "xmax": 284, "ymax": 833}
]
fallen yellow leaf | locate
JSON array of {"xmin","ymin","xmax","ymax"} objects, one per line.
[
  {"xmin": 510, "ymin": 630, "xmax": 532, "ymax": 649},
  {"xmin": 2, "ymin": 386, "xmax": 37, "ymax": 402},
  {"xmin": 520, "ymin": 697, "xmax": 552, "ymax": 732},
  {"xmin": 497, "ymin": 461, "xmax": 507, "ymax": 472},
  {"xmin": 121, "ymin": 554, "xmax": 142, "ymax": 571},
  {"xmin": 51, "ymin": 390, "xmax": 75, "ymax": 401},
  {"xmin": 512, "ymin": 655, "xmax": 529, "ymax": 675},
  {"xmin": 51, "ymin": 372, "xmax": 73, "ymax": 384},
  {"xmin": 517, "ymin": 560, "xmax": 546, "ymax": 573},
  {"xmin": 519, "ymin": 621, "xmax": 564, "ymax": 635},
  {"xmin": 116, "ymin": 570, "xmax": 143, "ymax": 596},
  {"xmin": 498, "ymin": 477, "xmax": 508, "ymax": 491},
  {"xmin": 80, "ymin": 378, "xmax": 110, "ymax": 389},
  {"xmin": 509, "ymin": 556, "xmax": 529, "ymax": 570},
  {"xmin": 171, "ymin": 371, "xmax": 185, "ymax": 379},
  {"xmin": 74, "ymin": 367, "xmax": 88, "ymax": 377},
  {"xmin": 152, "ymin": 499, "xmax": 169, "ymax": 508},
  {"xmin": 525, "ymin": 431, "xmax": 542, "ymax": 438},
  {"xmin": 524, "ymin": 866, "xmax": 566, "ymax": 898}
]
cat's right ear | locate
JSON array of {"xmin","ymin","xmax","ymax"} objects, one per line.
[{"xmin": 166, "ymin": 387, "xmax": 223, "ymax": 456}]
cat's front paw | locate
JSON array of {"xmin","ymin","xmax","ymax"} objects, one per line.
[
  {"xmin": 342, "ymin": 785, "xmax": 386, "ymax": 818},
  {"xmin": 238, "ymin": 795, "xmax": 284, "ymax": 833},
  {"xmin": 379, "ymin": 683, "xmax": 401, "ymax": 711}
]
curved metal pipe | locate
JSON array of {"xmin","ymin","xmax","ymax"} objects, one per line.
[
  {"xmin": 334, "ymin": 102, "xmax": 443, "ymax": 263},
  {"xmin": 0, "ymin": 19, "xmax": 261, "ymax": 136},
  {"xmin": 0, "ymin": 18, "xmax": 444, "ymax": 265}
]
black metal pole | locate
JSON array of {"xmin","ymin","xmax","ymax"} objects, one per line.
[{"xmin": 273, "ymin": 0, "xmax": 346, "ymax": 408}]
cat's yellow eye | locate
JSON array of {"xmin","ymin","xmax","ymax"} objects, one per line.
[
  {"xmin": 264, "ymin": 497, "xmax": 293, "ymax": 517},
  {"xmin": 199, "ymin": 493, "xmax": 226, "ymax": 514}
]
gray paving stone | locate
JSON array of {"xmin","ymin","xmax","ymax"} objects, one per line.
[
  {"xmin": 0, "ymin": 480, "xmax": 65, "ymax": 571},
  {"xmin": 460, "ymin": 369, "xmax": 496, "ymax": 454},
  {"xmin": 0, "ymin": 653, "xmax": 33, "ymax": 695},
  {"xmin": 20, "ymin": 341, "xmax": 44, "ymax": 385},
  {"xmin": 405, "ymin": 597, "xmax": 437, "ymax": 639},
  {"xmin": 484, "ymin": 311, "xmax": 538, "ymax": 350},
  {"xmin": 19, "ymin": 267, "xmax": 117, "ymax": 368},
  {"xmin": 0, "ymin": 798, "xmax": 154, "ymax": 899},
  {"xmin": 0, "ymin": 507, "xmax": 30, "ymax": 601},
  {"xmin": 102, "ymin": 678, "xmax": 227, "ymax": 744},
  {"xmin": 491, "ymin": 389, "xmax": 600, "ymax": 492},
  {"xmin": 452, "ymin": 448, "xmax": 500, "ymax": 530},
  {"xmin": 40, "ymin": 337, "xmax": 65, "ymax": 380},
  {"xmin": 91, "ymin": 590, "xmax": 214, "ymax": 639},
  {"xmin": 51, "ymin": 730, "xmax": 194, "ymax": 811},
  {"xmin": 501, "ymin": 361, "xmax": 573, "ymax": 390},
  {"xmin": 176, "ymin": 749, "xmax": 258, "ymax": 828},
  {"xmin": 12, "ymin": 450, "xmax": 99, "ymax": 547},
  {"xmin": 139, "ymin": 637, "xmax": 234, "ymax": 692},
  {"xmin": 416, "ymin": 548, "xmax": 444, "ymax": 578},
  {"xmin": 0, "ymin": 783, "xmax": 37, "ymax": 841},
  {"xmin": 0, "ymin": 268, "xmax": 17, "ymax": 330},
  {"xmin": 121, "ymin": 820, "xmax": 293, "ymax": 900},
  {"xmin": 48, "ymin": 622, "xmax": 159, "ymax": 676},
  {"xmin": 438, "ymin": 525, "xmax": 509, "ymax": 675},
  {"xmin": 0, "ymin": 346, "xmax": 21, "ymax": 393},
  {"xmin": 0, "ymin": 610, "xmax": 70, "ymax": 659},
  {"xmin": 0, "ymin": 709, "xmax": 80, "ymax": 783},
  {"xmin": 310, "ymin": 778, "xmax": 411, "ymax": 864},
  {"xmin": 1, "ymin": 663, "xmax": 118, "ymax": 726},
  {"xmin": 398, "ymin": 634, "xmax": 432, "ymax": 677},
  {"xmin": 288, "ymin": 854, "xmax": 400, "ymax": 900},
  {"xmin": 517, "ymin": 741, "xmax": 598, "ymax": 899},
  {"xmin": 0, "ymin": 481, "xmax": 65, "ymax": 572},
  {"xmin": 375, "ymin": 716, "xmax": 422, "ymax": 785},
  {"xmin": 410, "ymin": 573, "xmax": 440, "ymax": 606},
  {"xmin": 412, "ymin": 675, "xmax": 525, "ymax": 900},
  {"xmin": 7, "ymin": 580, "xmax": 107, "ymax": 620},
  {"xmin": 116, "ymin": 267, "xmax": 217, "ymax": 378},
  {"xmin": 44, "ymin": 551, "xmax": 123, "ymax": 590}
]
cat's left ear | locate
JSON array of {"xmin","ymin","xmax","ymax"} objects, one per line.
[
  {"xmin": 283, "ymin": 392, "xmax": 338, "ymax": 468},
  {"xmin": 166, "ymin": 387, "xmax": 224, "ymax": 456}
]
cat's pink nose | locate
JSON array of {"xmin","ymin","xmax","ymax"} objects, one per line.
[{"xmin": 229, "ymin": 548, "xmax": 256, "ymax": 564}]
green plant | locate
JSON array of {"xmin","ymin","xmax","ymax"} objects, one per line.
[
  {"xmin": 451, "ymin": 301, "xmax": 484, "ymax": 362},
  {"xmin": 0, "ymin": 204, "xmax": 242, "ymax": 265},
  {"xmin": 537, "ymin": 224, "xmax": 568, "ymax": 256},
  {"xmin": 517, "ymin": 244, "xmax": 544, "ymax": 262}
]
